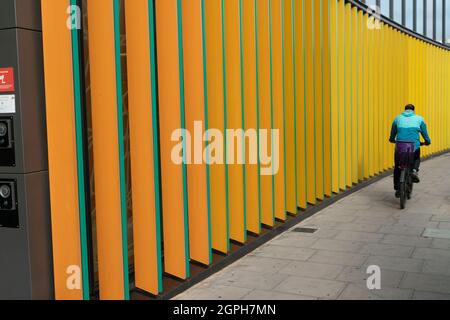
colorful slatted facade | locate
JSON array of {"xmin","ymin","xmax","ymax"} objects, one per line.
[{"xmin": 41, "ymin": 0, "xmax": 450, "ymax": 299}]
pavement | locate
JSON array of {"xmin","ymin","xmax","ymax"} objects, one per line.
[{"xmin": 174, "ymin": 153, "xmax": 450, "ymax": 300}]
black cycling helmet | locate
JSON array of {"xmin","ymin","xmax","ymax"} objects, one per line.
[{"xmin": 405, "ymin": 104, "xmax": 415, "ymax": 111}]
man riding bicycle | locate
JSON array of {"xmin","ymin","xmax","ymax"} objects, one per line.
[{"xmin": 389, "ymin": 104, "xmax": 431, "ymax": 198}]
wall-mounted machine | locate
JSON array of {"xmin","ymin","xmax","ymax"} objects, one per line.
[{"xmin": 0, "ymin": 0, "xmax": 53, "ymax": 299}]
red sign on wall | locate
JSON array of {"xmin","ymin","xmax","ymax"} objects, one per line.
[{"xmin": 0, "ymin": 68, "xmax": 15, "ymax": 93}]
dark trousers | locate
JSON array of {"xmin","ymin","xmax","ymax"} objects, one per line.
[{"xmin": 394, "ymin": 148, "xmax": 421, "ymax": 190}]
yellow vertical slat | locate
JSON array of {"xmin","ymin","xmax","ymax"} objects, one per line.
[
  {"xmin": 204, "ymin": 0, "xmax": 229, "ymax": 253},
  {"xmin": 257, "ymin": 0, "xmax": 275, "ymax": 225},
  {"xmin": 305, "ymin": 0, "xmax": 316, "ymax": 204},
  {"xmin": 41, "ymin": 0, "xmax": 83, "ymax": 300},
  {"xmin": 242, "ymin": 0, "xmax": 261, "ymax": 233},
  {"xmin": 283, "ymin": 0, "xmax": 297, "ymax": 213},
  {"xmin": 224, "ymin": 0, "xmax": 246, "ymax": 242},
  {"xmin": 351, "ymin": 6, "xmax": 358, "ymax": 184},
  {"xmin": 314, "ymin": 0, "xmax": 324, "ymax": 200},
  {"xmin": 323, "ymin": 0, "xmax": 332, "ymax": 196},
  {"xmin": 124, "ymin": 0, "xmax": 162, "ymax": 294},
  {"xmin": 363, "ymin": 12, "xmax": 369, "ymax": 180},
  {"xmin": 181, "ymin": 0, "xmax": 211, "ymax": 265},
  {"xmin": 154, "ymin": 0, "xmax": 189, "ymax": 279},
  {"xmin": 271, "ymin": 0, "xmax": 286, "ymax": 220},
  {"xmin": 374, "ymin": 12, "xmax": 380, "ymax": 175},
  {"xmin": 330, "ymin": 0, "xmax": 339, "ymax": 193},
  {"xmin": 344, "ymin": 3, "xmax": 351, "ymax": 187},
  {"xmin": 87, "ymin": 0, "xmax": 128, "ymax": 299},
  {"xmin": 294, "ymin": 0, "xmax": 307, "ymax": 209},
  {"xmin": 357, "ymin": 10, "xmax": 364, "ymax": 180},
  {"xmin": 338, "ymin": 0, "xmax": 346, "ymax": 190}
]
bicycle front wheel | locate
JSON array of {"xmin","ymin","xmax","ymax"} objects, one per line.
[{"xmin": 400, "ymin": 181, "xmax": 407, "ymax": 210}]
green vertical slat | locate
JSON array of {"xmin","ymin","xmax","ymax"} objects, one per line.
[
  {"xmin": 200, "ymin": 0, "xmax": 213, "ymax": 265},
  {"xmin": 70, "ymin": 0, "xmax": 90, "ymax": 301},
  {"xmin": 147, "ymin": 0, "xmax": 164, "ymax": 292},
  {"xmin": 112, "ymin": 0, "xmax": 130, "ymax": 300},
  {"xmin": 176, "ymin": 0, "xmax": 191, "ymax": 277}
]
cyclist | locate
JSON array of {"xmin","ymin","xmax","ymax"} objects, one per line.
[{"xmin": 389, "ymin": 104, "xmax": 431, "ymax": 198}]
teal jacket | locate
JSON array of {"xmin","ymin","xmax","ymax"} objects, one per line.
[{"xmin": 390, "ymin": 110, "xmax": 431, "ymax": 149}]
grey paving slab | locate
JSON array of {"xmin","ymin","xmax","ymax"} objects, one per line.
[
  {"xmin": 174, "ymin": 154, "xmax": 450, "ymax": 300},
  {"xmin": 310, "ymin": 238, "xmax": 365, "ymax": 253},
  {"xmin": 431, "ymin": 215, "xmax": 450, "ymax": 222},
  {"xmin": 378, "ymin": 225, "xmax": 425, "ymax": 237},
  {"xmin": 337, "ymin": 284, "xmax": 413, "ymax": 300},
  {"xmin": 400, "ymin": 273, "xmax": 450, "ymax": 295},
  {"xmin": 332, "ymin": 222, "xmax": 382, "ymax": 233},
  {"xmin": 359, "ymin": 243, "xmax": 415, "ymax": 258},
  {"xmin": 274, "ymin": 276, "xmax": 346, "ymax": 299},
  {"xmin": 431, "ymin": 238, "xmax": 450, "ymax": 250},
  {"xmin": 251, "ymin": 245, "xmax": 316, "ymax": 261},
  {"xmin": 232, "ymin": 256, "xmax": 292, "ymax": 274},
  {"xmin": 212, "ymin": 269, "xmax": 288, "ymax": 291},
  {"xmin": 286, "ymin": 228, "xmax": 341, "ymax": 239},
  {"xmin": 279, "ymin": 261, "xmax": 344, "ymax": 280},
  {"xmin": 308, "ymin": 250, "xmax": 369, "ymax": 267},
  {"xmin": 269, "ymin": 235, "xmax": 318, "ymax": 248},
  {"xmin": 412, "ymin": 247, "xmax": 450, "ymax": 261},
  {"xmin": 175, "ymin": 284, "xmax": 252, "ymax": 300},
  {"xmin": 422, "ymin": 228, "xmax": 450, "ymax": 239},
  {"xmin": 438, "ymin": 222, "xmax": 450, "ymax": 229},
  {"xmin": 336, "ymin": 266, "xmax": 404, "ymax": 288},
  {"xmin": 381, "ymin": 234, "xmax": 432, "ymax": 248},
  {"xmin": 422, "ymin": 259, "xmax": 450, "ymax": 277},
  {"xmin": 412, "ymin": 291, "xmax": 450, "ymax": 300},
  {"xmin": 364, "ymin": 256, "xmax": 424, "ymax": 273},
  {"xmin": 242, "ymin": 290, "xmax": 318, "ymax": 300},
  {"xmin": 334, "ymin": 230, "xmax": 384, "ymax": 243}
]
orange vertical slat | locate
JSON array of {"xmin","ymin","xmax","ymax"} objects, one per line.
[
  {"xmin": 224, "ymin": 0, "xmax": 246, "ymax": 243},
  {"xmin": 242, "ymin": 0, "xmax": 261, "ymax": 234},
  {"xmin": 204, "ymin": 0, "xmax": 229, "ymax": 254},
  {"xmin": 124, "ymin": 0, "xmax": 162, "ymax": 294},
  {"xmin": 87, "ymin": 0, "xmax": 128, "ymax": 299},
  {"xmin": 154, "ymin": 0, "xmax": 190, "ymax": 279},
  {"xmin": 181, "ymin": 0, "xmax": 211, "ymax": 264},
  {"xmin": 271, "ymin": 0, "xmax": 286, "ymax": 220},
  {"xmin": 41, "ymin": 0, "xmax": 83, "ymax": 300},
  {"xmin": 257, "ymin": 0, "xmax": 275, "ymax": 226}
]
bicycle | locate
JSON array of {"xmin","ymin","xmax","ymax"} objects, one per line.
[{"xmin": 395, "ymin": 141, "xmax": 427, "ymax": 209}]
